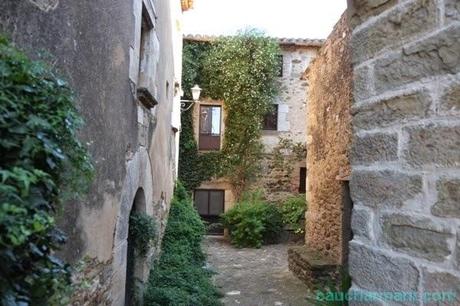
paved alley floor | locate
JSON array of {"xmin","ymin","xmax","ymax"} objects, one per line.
[{"xmin": 204, "ymin": 236, "xmax": 312, "ymax": 306}]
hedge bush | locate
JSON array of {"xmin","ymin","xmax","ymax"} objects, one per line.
[
  {"xmin": 280, "ymin": 195, "xmax": 306, "ymax": 234},
  {"xmin": 143, "ymin": 182, "xmax": 222, "ymax": 306},
  {"xmin": 0, "ymin": 37, "xmax": 93, "ymax": 304},
  {"xmin": 221, "ymin": 191, "xmax": 283, "ymax": 248}
]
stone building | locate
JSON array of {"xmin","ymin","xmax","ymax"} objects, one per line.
[
  {"xmin": 0, "ymin": 0, "xmax": 188, "ymax": 304},
  {"xmin": 348, "ymin": 0, "xmax": 460, "ymax": 304},
  {"xmin": 291, "ymin": 0, "xmax": 460, "ymax": 304},
  {"xmin": 183, "ymin": 35, "xmax": 322, "ymax": 227},
  {"xmin": 288, "ymin": 12, "xmax": 353, "ymax": 289}
]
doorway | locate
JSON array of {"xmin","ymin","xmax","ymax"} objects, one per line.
[
  {"xmin": 194, "ymin": 189, "xmax": 225, "ymax": 235},
  {"xmin": 125, "ymin": 188, "xmax": 146, "ymax": 306}
]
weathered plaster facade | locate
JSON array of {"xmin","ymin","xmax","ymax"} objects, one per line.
[
  {"xmin": 348, "ymin": 0, "xmax": 460, "ymax": 304},
  {"xmin": 0, "ymin": 0, "xmax": 183, "ymax": 304}
]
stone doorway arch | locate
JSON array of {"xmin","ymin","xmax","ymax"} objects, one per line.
[
  {"xmin": 125, "ymin": 188, "xmax": 146, "ymax": 305},
  {"xmin": 110, "ymin": 148, "xmax": 155, "ymax": 306}
]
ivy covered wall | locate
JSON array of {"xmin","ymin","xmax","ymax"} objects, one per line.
[{"xmin": 179, "ymin": 31, "xmax": 280, "ymax": 199}]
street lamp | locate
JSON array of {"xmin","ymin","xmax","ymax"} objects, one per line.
[{"xmin": 181, "ymin": 84, "xmax": 201, "ymax": 111}]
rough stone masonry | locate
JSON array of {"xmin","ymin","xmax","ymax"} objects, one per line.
[{"xmin": 348, "ymin": 0, "xmax": 460, "ymax": 304}]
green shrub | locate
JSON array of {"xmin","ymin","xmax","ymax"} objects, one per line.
[
  {"xmin": 221, "ymin": 192, "xmax": 282, "ymax": 248},
  {"xmin": 280, "ymin": 195, "xmax": 306, "ymax": 234},
  {"xmin": 144, "ymin": 182, "xmax": 222, "ymax": 306},
  {"xmin": 0, "ymin": 37, "xmax": 93, "ymax": 304},
  {"xmin": 129, "ymin": 212, "xmax": 156, "ymax": 256}
]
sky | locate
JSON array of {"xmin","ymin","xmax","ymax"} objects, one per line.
[{"xmin": 182, "ymin": 0, "xmax": 347, "ymax": 39}]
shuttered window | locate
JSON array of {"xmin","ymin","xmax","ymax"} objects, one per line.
[
  {"xmin": 262, "ymin": 104, "xmax": 278, "ymax": 130},
  {"xmin": 194, "ymin": 189, "xmax": 225, "ymax": 216}
]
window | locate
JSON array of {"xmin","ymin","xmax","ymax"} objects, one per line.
[
  {"xmin": 194, "ymin": 190, "xmax": 225, "ymax": 216},
  {"xmin": 136, "ymin": 4, "xmax": 158, "ymax": 109},
  {"xmin": 277, "ymin": 55, "xmax": 283, "ymax": 77},
  {"xmin": 199, "ymin": 105, "xmax": 221, "ymax": 150},
  {"xmin": 194, "ymin": 189, "xmax": 225, "ymax": 235},
  {"xmin": 262, "ymin": 104, "xmax": 278, "ymax": 130},
  {"xmin": 299, "ymin": 167, "xmax": 307, "ymax": 194},
  {"xmin": 138, "ymin": 5, "xmax": 154, "ymax": 87}
]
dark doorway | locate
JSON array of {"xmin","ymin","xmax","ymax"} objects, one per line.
[
  {"xmin": 125, "ymin": 188, "xmax": 146, "ymax": 306},
  {"xmin": 299, "ymin": 167, "xmax": 307, "ymax": 194},
  {"xmin": 341, "ymin": 181, "xmax": 353, "ymax": 265},
  {"xmin": 194, "ymin": 189, "xmax": 225, "ymax": 235}
]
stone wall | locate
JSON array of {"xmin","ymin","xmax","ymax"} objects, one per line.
[
  {"xmin": 348, "ymin": 0, "xmax": 460, "ymax": 304},
  {"xmin": 261, "ymin": 45, "xmax": 318, "ymax": 150},
  {"xmin": 304, "ymin": 13, "xmax": 352, "ymax": 264},
  {"xmin": 0, "ymin": 0, "xmax": 182, "ymax": 304},
  {"xmin": 258, "ymin": 45, "xmax": 318, "ymax": 203},
  {"xmin": 255, "ymin": 157, "xmax": 306, "ymax": 204}
]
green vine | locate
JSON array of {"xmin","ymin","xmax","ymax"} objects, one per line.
[
  {"xmin": 178, "ymin": 41, "xmax": 222, "ymax": 192},
  {"xmin": 129, "ymin": 212, "xmax": 157, "ymax": 256},
  {"xmin": 0, "ymin": 37, "xmax": 94, "ymax": 304},
  {"xmin": 178, "ymin": 104, "xmax": 222, "ymax": 191},
  {"xmin": 271, "ymin": 137, "xmax": 306, "ymax": 175},
  {"xmin": 179, "ymin": 30, "xmax": 280, "ymax": 199},
  {"xmin": 205, "ymin": 30, "xmax": 280, "ymax": 199}
]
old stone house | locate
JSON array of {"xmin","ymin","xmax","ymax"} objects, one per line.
[
  {"xmin": 290, "ymin": 1, "xmax": 460, "ymax": 304},
  {"xmin": 184, "ymin": 35, "xmax": 322, "ymax": 227},
  {"xmin": 0, "ymin": 0, "xmax": 189, "ymax": 304}
]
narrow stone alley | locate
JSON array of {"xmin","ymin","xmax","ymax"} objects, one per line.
[{"xmin": 204, "ymin": 236, "xmax": 312, "ymax": 306}]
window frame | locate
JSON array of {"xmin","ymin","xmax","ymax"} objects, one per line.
[
  {"xmin": 262, "ymin": 104, "xmax": 279, "ymax": 131},
  {"xmin": 198, "ymin": 104, "xmax": 222, "ymax": 150},
  {"xmin": 193, "ymin": 189, "xmax": 225, "ymax": 217}
]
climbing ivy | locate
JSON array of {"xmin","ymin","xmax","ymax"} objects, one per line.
[
  {"xmin": 178, "ymin": 104, "xmax": 223, "ymax": 191},
  {"xmin": 271, "ymin": 137, "xmax": 307, "ymax": 176},
  {"xmin": 204, "ymin": 29, "xmax": 280, "ymax": 199},
  {"xmin": 0, "ymin": 37, "xmax": 94, "ymax": 304},
  {"xmin": 181, "ymin": 40, "xmax": 211, "ymax": 100},
  {"xmin": 179, "ymin": 41, "xmax": 223, "ymax": 191},
  {"xmin": 129, "ymin": 212, "xmax": 157, "ymax": 256},
  {"xmin": 179, "ymin": 30, "xmax": 280, "ymax": 198}
]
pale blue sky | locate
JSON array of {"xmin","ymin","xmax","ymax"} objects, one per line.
[{"xmin": 182, "ymin": 0, "xmax": 347, "ymax": 39}]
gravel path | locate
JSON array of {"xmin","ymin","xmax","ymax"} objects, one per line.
[{"xmin": 204, "ymin": 236, "xmax": 311, "ymax": 306}]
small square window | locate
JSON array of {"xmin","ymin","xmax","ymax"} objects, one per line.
[{"xmin": 262, "ymin": 104, "xmax": 278, "ymax": 130}]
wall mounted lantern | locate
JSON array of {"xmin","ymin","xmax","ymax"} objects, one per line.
[{"xmin": 181, "ymin": 84, "xmax": 201, "ymax": 111}]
